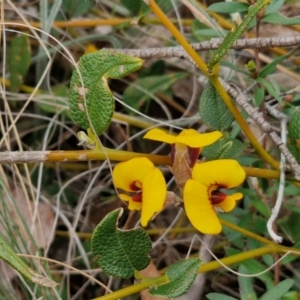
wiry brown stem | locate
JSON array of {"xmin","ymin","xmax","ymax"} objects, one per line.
[
  {"xmin": 0, "ymin": 150, "xmax": 171, "ymax": 165},
  {"xmin": 221, "ymin": 80, "xmax": 300, "ymax": 180},
  {"xmin": 108, "ymin": 36, "xmax": 300, "ymax": 59}
]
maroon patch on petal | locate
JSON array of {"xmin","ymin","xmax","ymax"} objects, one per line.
[
  {"xmin": 129, "ymin": 181, "xmax": 141, "ymax": 191},
  {"xmin": 211, "ymin": 190, "xmax": 227, "ymax": 205},
  {"xmin": 187, "ymin": 146, "xmax": 201, "ymax": 168},
  {"xmin": 217, "ymin": 183, "xmax": 228, "ymax": 189},
  {"xmin": 132, "ymin": 192, "xmax": 142, "ymax": 202}
]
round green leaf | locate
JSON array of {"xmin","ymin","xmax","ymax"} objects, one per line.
[
  {"xmin": 7, "ymin": 34, "xmax": 31, "ymax": 93},
  {"xmin": 69, "ymin": 50, "xmax": 143, "ymax": 135},
  {"xmin": 201, "ymin": 138, "xmax": 244, "ymax": 160},
  {"xmin": 121, "ymin": 0, "xmax": 143, "ymax": 13},
  {"xmin": 199, "ymin": 81, "xmax": 235, "ymax": 130},
  {"xmin": 287, "ymin": 111, "xmax": 300, "ymax": 163},
  {"xmin": 91, "ymin": 208, "xmax": 152, "ymax": 278},
  {"xmin": 149, "ymin": 258, "xmax": 202, "ymax": 298}
]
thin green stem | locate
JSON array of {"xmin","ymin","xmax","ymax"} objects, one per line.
[
  {"xmin": 220, "ymin": 219, "xmax": 273, "ymax": 245},
  {"xmin": 92, "ymin": 276, "xmax": 168, "ymax": 300},
  {"xmin": 199, "ymin": 244, "xmax": 275, "ymax": 273},
  {"xmin": 147, "ymin": 0, "xmax": 209, "ymax": 76},
  {"xmin": 147, "ymin": 0, "xmax": 280, "ymax": 170},
  {"xmin": 46, "ymin": 149, "xmax": 171, "ymax": 165},
  {"xmin": 93, "ymin": 243, "xmax": 300, "ymax": 300}
]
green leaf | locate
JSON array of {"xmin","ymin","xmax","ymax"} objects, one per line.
[
  {"xmin": 149, "ymin": 258, "xmax": 201, "ymax": 298},
  {"xmin": 140, "ymin": 60, "xmax": 165, "ymax": 77},
  {"xmin": 262, "ymin": 254, "xmax": 274, "ymax": 267},
  {"xmin": 243, "ymin": 259, "xmax": 274, "ymax": 290},
  {"xmin": 221, "ymin": 61, "xmax": 249, "ymax": 76},
  {"xmin": 280, "ymin": 241, "xmax": 300, "ymax": 265},
  {"xmin": 263, "ymin": 12, "xmax": 300, "ymax": 26},
  {"xmin": 156, "ymin": 0, "xmax": 176, "ymax": 13},
  {"xmin": 225, "ymin": 249, "xmax": 274, "ymax": 290},
  {"xmin": 121, "ymin": 0, "xmax": 145, "ymax": 13},
  {"xmin": 199, "ymin": 81, "xmax": 235, "ymax": 130},
  {"xmin": 0, "ymin": 233, "xmax": 57, "ymax": 287},
  {"xmin": 253, "ymin": 87, "xmax": 265, "ymax": 107},
  {"xmin": 265, "ymin": 0, "xmax": 284, "ymax": 14},
  {"xmin": 208, "ymin": 2, "xmax": 249, "ymax": 14},
  {"xmin": 260, "ymin": 279, "xmax": 294, "ymax": 300},
  {"xmin": 192, "ymin": 13, "xmax": 225, "ymax": 41},
  {"xmin": 208, "ymin": 0, "xmax": 269, "ymax": 70},
  {"xmin": 206, "ymin": 293, "xmax": 238, "ymax": 300},
  {"xmin": 91, "ymin": 208, "xmax": 152, "ymax": 278},
  {"xmin": 69, "ymin": 50, "xmax": 143, "ymax": 135},
  {"xmin": 237, "ymin": 155, "xmax": 260, "ymax": 165},
  {"xmin": 285, "ymin": 184, "xmax": 300, "ymax": 196},
  {"xmin": 123, "ymin": 72, "xmax": 187, "ymax": 111},
  {"xmin": 279, "ymin": 211, "xmax": 300, "ymax": 243},
  {"xmin": 250, "ymin": 198, "xmax": 270, "ymax": 218},
  {"xmin": 202, "ymin": 138, "xmax": 244, "ymax": 160},
  {"xmin": 281, "ymin": 291, "xmax": 300, "ymax": 300},
  {"xmin": 256, "ymin": 77, "xmax": 281, "ymax": 102},
  {"xmin": 287, "ymin": 111, "xmax": 300, "ymax": 163},
  {"xmin": 238, "ymin": 265, "xmax": 258, "ymax": 300},
  {"xmin": 258, "ymin": 54, "xmax": 288, "ymax": 78},
  {"xmin": 194, "ymin": 28, "xmax": 228, "ymax": 38},
  {"xmin": 192, "ymin": 20, "xmax": 226, "ymax": 40},
  {"xmin": 7, "ymin": 34, "xmax": 31, "ymax": 92},
  {"xmin": 61, "ymin": 0, "xmax": 92, "ymax": 18}
]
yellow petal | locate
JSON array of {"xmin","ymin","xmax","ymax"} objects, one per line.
[
  {"xmin": 176, "ymin": 129, "xmax": 222, "ymax": 148},
  {"xmin": 143, "ymin": 129, "xmax": 176, "ymax": 144},
  {"xmin": 183, "ymin": 179, "xmax": 222, "ymax": 234},
  {"xmin": 140, "ymin": 168, "xmax": 167, "ymax": 226},
  {"xmin": 113, "ymin": 158, "xmax": 156, "ymax": 192},
  {"xmin": 128, "ymin": 199, "xmax": 143, "ymax": 211},
  {"xmin": 144, "ymin": 129, "xmax": 222, "ymax": 148},
  {"xmin": 216, "ymin": 193, "xmax": 243, "ymax": 212},
  {"xmin": 119, "ymin": 194, "xmax": 143, "ymax": 211},
  {"xmin": 192, "ymin": 159, "xmax": 246, "ymax": 188}
]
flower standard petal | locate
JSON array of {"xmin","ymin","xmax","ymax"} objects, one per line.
[
  {"xmin": 140, "ymin": 168, "xmax": 167, "ymax": 226},
  {"xmin": 143, "ymin": 129, "xmax": 176, "ymax": 144},
  {"xmin": 144, "ymin": 128, "xmax": 222, "ymax": 148},
  {"xmin": 176, "ymin": 129, "xmax": 222, "ymax": 148},
  {"xmin": 113, "ymin": 157, "xmax": 156, "ymax": 192},
  {"xmin": 192, "ymin": 159, "xmax": 246, "ymax": 189},
  {"xmin": 183, "ymin": 179, "xmax": 222, "ymax": 234}
]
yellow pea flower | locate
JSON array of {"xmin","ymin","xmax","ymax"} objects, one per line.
[
  {"xmin": 183, "ymin": 159, "xmax": 246, "ymax": 234},
  {"xmin": 112, "ymin": 157, "xmax": 167, "ymax": 227},
  {"xmin": 144, "ymin": 128, "xmax": 222, "ymax": 190}
]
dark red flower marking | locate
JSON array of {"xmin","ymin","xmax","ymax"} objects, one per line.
[
  {"xmin": 210, "ymin": 190, "xmax": 227, "ymax": 205},
  {"xmin": 132, "ymin": 191, "xmax": 142, "ymax": 202},
  {"xmin": 130, "ymin": 181, "xmax": 141, "ymax": 191}
]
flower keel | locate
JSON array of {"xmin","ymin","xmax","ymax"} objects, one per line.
[
  {"xmin": 183, "ymin": 159, "xmax": 246, "ymax": 234},
  {"xmin": 144, "ymin": 129, "xmax": 222, "ymax": 190},
  {"xmin": 113, "ymin": 157, "xmax": 167, "ymax": 226}
]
